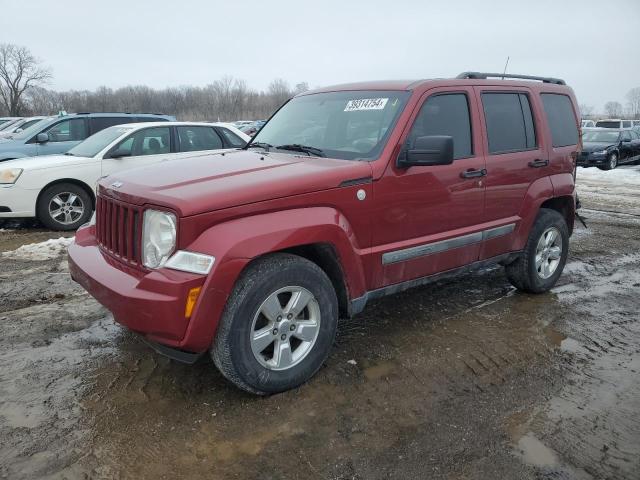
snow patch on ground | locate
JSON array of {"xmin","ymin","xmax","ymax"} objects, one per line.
[
  {"xmin": 2, "ymin": 237, "xmax": 74, "ymax": 261},
  {"xmin": 577, "ymin": 165, "xmax": 640, "ymax": 186}
]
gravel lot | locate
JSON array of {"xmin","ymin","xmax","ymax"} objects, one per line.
[{"xmin": 1, "ymin": 166, "xmax": 639, "ymax": 479}]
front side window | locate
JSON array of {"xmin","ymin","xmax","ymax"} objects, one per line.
[
  {"xmin": 251, "ymin": 90, "xmax": 410, "ymax": 161},
  {"xmin": 482, "ymin": 92, "xmax": 536, "ymax": 154},
  {"xmin": 67, "ymin": 126, "xmax": 134, "ymax": 158},
  {"xmin": 595, "ymin": 120, "xmax": 620, "ymax": 128},
  {"xmin": 111, "ymin": 127, "xmax": 171, "ymax": 157},
  {"xmin": 622, "ymin": 120, "xmax": 632, "ymax": 128},
  {"xmin": 177, "ymin": 126, "xmax": 223, "ymax": 152},
  {"xmin": 541, "ymin": 94, "xmax": 579, "ymax": 148},
  {"xmin": 406, "ymin": 93, "xmax": 473, "ymax": 159},
  {"xmin": 45, "ymin": 118, "xmax": 88, "ymax": 142}
]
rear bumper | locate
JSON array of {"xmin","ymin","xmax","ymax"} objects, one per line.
[{"xmin": 68, "ymin": 226, "xmax": 207, "ymax": 350}]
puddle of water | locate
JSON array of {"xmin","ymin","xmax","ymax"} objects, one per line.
[
  {"xmin": 515, "ymin": 432, "xmax": 559, "ymax": 468},
  {"xmin": 363, "ymin": 361, "xmax": 397, "ymax": 380}
]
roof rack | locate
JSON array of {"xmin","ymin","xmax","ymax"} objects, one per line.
[{"xmin": 456, "ymin": 72, "xmax": 565, "ymax": 85}]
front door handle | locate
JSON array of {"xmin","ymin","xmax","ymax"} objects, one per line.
[
  {"xmin": 528, "ymin": 159, "xmax": 549, "ymax": 168},
  {"xmin": 460, "ymin": 168, "xmax": 487, "ymax": 179}
]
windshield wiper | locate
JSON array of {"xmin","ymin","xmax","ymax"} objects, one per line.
[
  {"xmin": 275, "ymin": 144, "xmax": 325, "ymax": 157},
  {"xmin": 246, "ymin": 141, "xmax": 273, "ymax": 151}
]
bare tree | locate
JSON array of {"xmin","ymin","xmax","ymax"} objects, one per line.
[
  {"xmin": 0, "ymin": 44, "xmax": 51, "ymax": 115},
  {"xmin": 294, "ymin": 82, "xmax": 309, "ymax": 95},
  {"xmin": 625, "ymin": 87, "xmax": 640, "ymax": 118},
  {"xmin": 579, "ymin": 103, "xmax": 594, "ymax": 118},
  {"xmin": 604, "ymin": 101, "xmax": 623, "ymax": 118},
  {"xmin": 268, "ymin": 78, "xmax": 292, "ymax": 111}
]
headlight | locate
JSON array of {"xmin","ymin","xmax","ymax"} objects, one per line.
[
  {"xmin": 142, "ymin": 209, "xmax": 177, "ymax": 269},
  {"xmin": 593, "ymin": 150, "xmax": 608, "ymax": 155},
  {"xmin": 0, "ymin": 168, "xmax": 23, "ymax": 184},
  {"xmin": 165, "ymin": 251, "xmax": 215, "ymax": 275}
]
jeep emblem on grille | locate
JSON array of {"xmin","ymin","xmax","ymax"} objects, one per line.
[{"xmin": 111, "ymin": 181, "xmax": 124, "ymax": 188}]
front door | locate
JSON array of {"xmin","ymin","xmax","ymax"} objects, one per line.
[
  {"xmin": 371, "ymin": 87, "xmax": 486, "ymax": 288},
  {"xmin": 35, "ymin": 117, "xmax": 88, "ymax": 156},
  {"xmin": 101, "ymin": 126, "xmax": 173, "ymax": 177}
]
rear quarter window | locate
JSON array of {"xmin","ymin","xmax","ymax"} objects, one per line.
[{"xmin": 540, "ymin": 94, "xmax": 579, "ymax": 147}]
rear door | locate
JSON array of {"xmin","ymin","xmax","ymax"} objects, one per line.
[
  {"xmin": 101, "ymin": 126, "xmax": 173, "ymax": 176},
  {"xmin": 34, "ymin": 118, "xmax": 88, "ymax": 156},
  {"xmin": 372, "ymin": 87, "xmax": 486, "ymax": 287},
  {"xmin": 474, "ymin": 88, "xmax": 546, "ymax": 259},
  {"xmin": 619, "ymin": 130, "xmax": 634, "ymax": 163}
]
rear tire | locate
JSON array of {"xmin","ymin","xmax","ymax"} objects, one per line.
[
  {"xmin": 506, "ymin": 208, "xmax": 569, "ymax": 293},
  {"xmin": 37, "ymin": 183, "xmax": 93, "ymax": 231},
  {"xmin": 211, "ymin": 253, "xmax": 338, "ymax": 395}
]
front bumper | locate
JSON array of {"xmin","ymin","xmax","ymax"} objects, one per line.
[
  {"xmin": 576, "ymin": 152, "xmax": 608, "ymax": 167},
  {"xmin": 68, "ymin": 226, "xmax": 207, "ymax": 350},
  {"xmin": 0, "ymin": 184, "xmax": 37, "ymax": 217}
]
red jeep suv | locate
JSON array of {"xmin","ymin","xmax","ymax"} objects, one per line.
[{"xmin": 69, "ymin": 72, "xmax": 581, "ymax": 394}]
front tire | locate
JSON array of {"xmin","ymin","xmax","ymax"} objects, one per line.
[
  {"xmin": 505, "ymin": 208, "xmax": 569, "ymax": 293},
  {"xmin": 211, "ymin": 253, "xmax": 338, "ymax": 395},
  {"xmin": 599, "ymin": 152, "xmax": 618, "ymax": 170},
  {"xmin": 37, "ymin": 183, "xmax": 92, "ymax": 231}
]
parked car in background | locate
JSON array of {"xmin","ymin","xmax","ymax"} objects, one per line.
[
  {"xmin": 0, "ymin": 116, "xmax": 49, "ymax": 138},
  {"xmin": 69, "ymin": 71, "xmax": 581, "ymax": 394},
  {"xmin": 581, "ymin": 119, "xmax": 595, "ymax": 128},
  {"xmin": 0, "ymin": 122, "xmax": 248, "ymax": 230},
  {"xmin": 0, "ymin": 112, "xmax": 175, "ymax": 162},
  {"xmin": 0, "ymin": 117, "xmax": 23, "ymax": 131},
  {"xmin": 578, "ymin": 128, "xmax": 640, "ymax": 169},
  {"xmin": 595, "ymin": 119, "xmax": 633, "ymax": 129},
  {"xmin": 233, "ymin": 120, "xmax": 255, "ymax": 128}
]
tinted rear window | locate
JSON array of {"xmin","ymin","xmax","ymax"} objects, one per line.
[
  {"xmin": 541, "ymin": 94, "xmax": 579, "ymax": 147},
  {"xmin": 482, "ymin": 93, "xmax": 536, "ymax": 154},
  {"xmin": 90, "ymin": 116, "xmax": 132, "ymax": 134},
  {"xmin": 595, "ymin": 121, "xmax": 619, "ymax": 128}
]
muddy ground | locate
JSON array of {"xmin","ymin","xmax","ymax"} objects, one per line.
[{"xmin": 1, "ymin": 166, "xmax": 639, "ymax": 480}]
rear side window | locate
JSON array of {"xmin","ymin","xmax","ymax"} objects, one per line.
[
  {"xmin": 541, "ymin": 94, "xmax": 579, "ymax": 147},
  {"xmin": 595, "ymin": 121, "xmax": 620, "ymax": 128},
  {"xmin": 90, "ymin": 116, "xmax": 132, "ymax": 134},
  {"xmin": 177, "ymin": 126, "xmax": 223, "ymax": 152},
  {"xmin": 136, "ymin": 116, "xmax": 169, "ymax": 122},
  {"xmin": 622, "ymin": 120, "xmax": 632, "ymax": 128},
  {"xmin": 481, "ymin": 93, "xmax": 536, "ymax": 154},
  {"xmin": 217, "ymin": 127, "xmax": 247, "ymax": 147},
  {"xmin": 407, "ymin": 93, "xmax": 472, "ymax": 159}
]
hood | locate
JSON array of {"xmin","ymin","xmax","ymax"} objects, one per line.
[
  {"xmin": 99, "ymin": 149, "xmax": 373, "ymax": 216},
  {"xmin": 582, "ymin": 141, "xmax": 615, "ymax": 152},
  {"xmin": 0, "ymin": 154, "xmax": 94, "ymax": 170}
]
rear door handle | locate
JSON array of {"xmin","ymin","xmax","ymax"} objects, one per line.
[
  {"xmin": 528, "ymin": 159, "xmax": 549, "ymax": 168},
  {"xmin": 460, "ymin": 168, "xmax": 487, "ymax": 179}
]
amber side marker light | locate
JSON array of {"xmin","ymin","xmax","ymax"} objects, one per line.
[{"xmin": 185, "ymin": 287, "xmax": 202, "ymax": 318}]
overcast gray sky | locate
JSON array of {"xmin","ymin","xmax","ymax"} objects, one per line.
[{"xmin": 2, "ymin": 0, "xmax": 639, "ymax": 112}]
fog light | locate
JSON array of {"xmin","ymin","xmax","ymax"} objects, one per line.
[{"xmin": 185, "ymin": 287, "xmax": 202, "ymax": 318}]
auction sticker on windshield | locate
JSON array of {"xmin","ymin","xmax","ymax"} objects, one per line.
[{"xmin": 344, "ymin": 98, "xmax": 389, "ymax": 111}]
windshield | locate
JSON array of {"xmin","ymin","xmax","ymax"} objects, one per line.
[
  {"xmin": 11, "ymin": 117, "xmax": 56, "ymax": 140},
  {"xmin": 251, "ymin": 90, "xmax": 410, "ymax": 161},
  {"xmin": 67, "ymin": 126, "xmax": 133, "ymax": 157},
  {"xmin": 583, "ymin": 130, "xmax": 620, "ymax": 143}
]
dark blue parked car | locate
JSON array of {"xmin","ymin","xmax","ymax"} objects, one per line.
[{"xmin": 0, "ymin": 112, "xmax": 175, "ymax": 162}]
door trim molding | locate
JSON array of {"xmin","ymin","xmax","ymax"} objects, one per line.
[{"xmin": 381, "ymin": 223, "xmax": 515, "ymax": 265}]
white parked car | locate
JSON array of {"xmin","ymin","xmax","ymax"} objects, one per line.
[
  {"xmin": 0, "ymin": 116, "xmax": 49, "ymax": 138},
  {"xmin": 0, "ymin": 122, "xmax": 249, "ymax": 230}
]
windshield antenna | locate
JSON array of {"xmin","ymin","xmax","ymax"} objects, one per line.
[{"xmin": 502, "ymin": 56, "xmax": 510, "ymax": 79}]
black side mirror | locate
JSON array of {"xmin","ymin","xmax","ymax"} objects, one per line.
[
  {"xmin": 107, "ymin": 149, "xmax": 131, "ymax": 159},
  {"xmin": 36, "ymin": 132, "xmax": 49, "ymax": 143},
  {"xmin": 398, "ymin": 135, "xmax": 454, "ymax": 168}
]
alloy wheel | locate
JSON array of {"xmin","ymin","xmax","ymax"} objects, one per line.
[
  {"xmin": 49, "ymin": 192, "xmax": 85, "ymax": 226},
  {"xmin": 250, "ymin": 286, "xmax": 321, "ymax": 371},
  {"xmin": 535, "ymin": 227, "xmax": 562, "ymax": 279}
]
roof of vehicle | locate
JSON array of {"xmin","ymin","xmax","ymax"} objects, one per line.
[
  {"xmin": 120, "ymin": 121, "xmax": 244, "ymax": 129},
  {"xmin": 301, "ymin": 73, "xmax": 571, "ymax": 96},
  {"xmin": 68, "ymin": 112, "xmax": 172, "ymax": 117}
]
